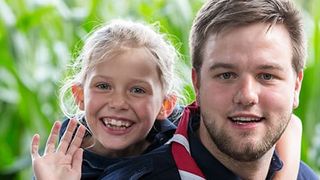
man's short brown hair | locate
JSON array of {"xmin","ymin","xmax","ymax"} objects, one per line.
[{"xmin": 190, "ymin": 0, "xmax": 306, "ymax": 74}]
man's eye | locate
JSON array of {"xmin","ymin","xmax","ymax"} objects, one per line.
[
  {"xmin": 259, "ymin": 73, "xmax": 273, "ymax": 80},
  {"xmin": 218, "ymin": 72, "xmax": 236, "ymax": 80},
  {"xmin": 96, "ymin": 83, "xmax": 111, "ymax": 90},
  {"xmin": 130, "ymin": 87, "xmax": 145, "ymax": 94}
]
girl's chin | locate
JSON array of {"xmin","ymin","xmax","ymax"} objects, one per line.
[{"xmin": 94, "ymin": 139, "xmax": 149, "ymax": 157}]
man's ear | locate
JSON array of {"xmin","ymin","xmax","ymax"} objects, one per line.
[
  {"xmin": 156, "ymin": 95, "xmax": 177, "ymax": 120},
  {"xmin": 192, "ymin": 68, "xmax": 200, "ymax": 99},
  {"xmin": 293, "ymin": 70, "xmax": 303, "ymax": 109},
  {"xmin": 71, "ymin": 84, "xmax": 84, "ymax": 110}
]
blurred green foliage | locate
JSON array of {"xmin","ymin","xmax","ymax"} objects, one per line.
[{"xmin": 0, "ymin": 0, "xmax": 319, "ymax": 179}]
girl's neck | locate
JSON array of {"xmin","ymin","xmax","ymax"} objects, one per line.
[{"xmin": 83, "ymin": 137, "xmax": 151, "ymax": 158}]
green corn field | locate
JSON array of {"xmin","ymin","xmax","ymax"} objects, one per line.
[{"xmin": 0, "ymin": 0, "xmax": 319, "ymax": 179}]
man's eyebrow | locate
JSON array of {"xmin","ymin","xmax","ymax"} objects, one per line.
[
  {"xmin": 209, "ymin": 63, "xmax": 285, "ymax": 71},
  {"xmin": 209, "ymin": 63, "xmax": 236, "ymax": 71},
  {"xmin": 257, "ymin": 64, "xmax": 284, "ymax": 71}
]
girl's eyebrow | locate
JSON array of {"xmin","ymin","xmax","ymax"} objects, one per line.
[
  {"xmin": 90, "ymin": 75, "xmax": 112, "ymax": 79},
  {"xmin": 89, "ymin": 75, "xmax": 104, "ymax": 80},
  {"xmin": 87, "ymin": 75, "xmax": 111, "ymax": 83},
  {"xmin": 128, "ymin": 79, "xmax": 154, "ymax": 88},
  {"xmin": 90, "ymin": 75, "xmax": 152, "ymax": 85}
]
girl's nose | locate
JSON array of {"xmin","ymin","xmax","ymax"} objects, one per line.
[{"xmin": 108, "ymin": 92, "xmax": 129, "ymax": 110}]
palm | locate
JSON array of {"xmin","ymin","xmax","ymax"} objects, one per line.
[
  {"xmin": 33, "ymin": 152, "xmax": 74, "ymax": 180},
  {"xmin": 31, "ymin": 119, "xmax": 85, "ymax": 180}
]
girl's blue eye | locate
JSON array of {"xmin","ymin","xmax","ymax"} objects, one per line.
[
  {"xmin": 130, "ymin": 87, "xmax": 145, "ymax": 94},
  {"xmin": 96, "ymin": 83, "xmax": 111, "ymax": 90}
]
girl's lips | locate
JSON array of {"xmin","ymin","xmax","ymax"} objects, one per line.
[
  {"xmin": 99, "ymin": 117, "xmax": 135, "ymax": 134},
  {"xmin": 101, "ymin": 117, "xmax": 133, "ymax": 128}
]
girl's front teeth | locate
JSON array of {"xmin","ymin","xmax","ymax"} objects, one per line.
[{"xmin": 102, "ymin": 118, "xmax": 132, "ymax": 128}]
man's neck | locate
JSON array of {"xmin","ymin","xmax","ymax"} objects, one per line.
[{"xmin": 198, "ymin": 121, "xmax": 275, "ymax": 180}]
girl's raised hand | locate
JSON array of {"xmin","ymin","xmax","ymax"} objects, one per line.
[{"xmin": 30, "ymin": 119, "xmax": 86, "ymax": 180}]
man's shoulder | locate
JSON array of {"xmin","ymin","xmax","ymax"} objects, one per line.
[
  {"xmin": 298, "ymin": 161, "xmax": 319, "ymax": 180},
  {"xmin": 100, "ymin": 144, "xmax": 180, "ymax": 180}
]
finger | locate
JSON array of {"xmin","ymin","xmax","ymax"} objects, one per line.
[
  {"xmin": 30, "ymin": 134, "xmax": 41, "ymax": 160},
  {"xmin": 67, "ymin": 124, "xmax": 86, "ymax": 157},
  {"xmin": 72, "ymin": 148, "xmax": 83, "ymax": 173},
  {"xmin": 44, "ymin": 121, "xmax": 61, "ymax": 154},
  {"xmin": 57, "ymin": 118, "xmax": 78, "ymax": 154}
]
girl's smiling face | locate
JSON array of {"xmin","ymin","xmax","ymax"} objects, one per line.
[{"xmin": 78, "ymin": 47, "xmax": 165, "ymax": 157}]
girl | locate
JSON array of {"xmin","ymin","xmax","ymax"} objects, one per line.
[
  {"xmin": 31, "ymin": 19, "xmax": 180, "ymax": 179},
  {"xmin": 30, "ymin": 19, "xmax": 302, "ymax": 180}
]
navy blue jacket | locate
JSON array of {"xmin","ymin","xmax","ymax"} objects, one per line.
[
  {"xmin": 59, "ymin": 115, "xmax": 178, "ymax": 180},
  {"xmin": 99, "ymin": 108, "xmax": 319, "ymax": 180}
]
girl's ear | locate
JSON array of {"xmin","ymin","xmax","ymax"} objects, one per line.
[
  {"xmin": 156, "ymin": 95, "xmax": 177, "ymax": 120},
  {"xmin": 71, "ymin": 84, "xmax": 84, "ymax": 110}
]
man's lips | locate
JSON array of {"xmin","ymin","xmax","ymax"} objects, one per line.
[{"xmin": 228, "ymin": 116, "xmax": 264, "ymax": 124}]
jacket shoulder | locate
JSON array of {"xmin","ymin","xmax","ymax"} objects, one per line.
[{"xmin": 100, "ymin": 145, "xmax": 180, "ymax": 180}]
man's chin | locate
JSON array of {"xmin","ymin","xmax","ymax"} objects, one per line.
[
  {"xmin": 217, "ymin": 141, "xmax": 270, "ymax": 162},
  {"xmin": 227, "ymin": 149, "xmax": 266, "ymax": 162}
]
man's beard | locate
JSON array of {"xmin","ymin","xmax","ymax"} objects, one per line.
[{"xmin": 201, "ymin": 112, "xmax": 290, "ymax": 162}]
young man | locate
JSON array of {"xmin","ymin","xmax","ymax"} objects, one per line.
[{"xmin": 101, "ymin": 0, "xmax": 318, "ymax": 179}]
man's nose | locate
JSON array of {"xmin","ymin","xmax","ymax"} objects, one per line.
[{"xmin": 233, "ymin": 76, "xmax": 259, "ymax": 106}]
